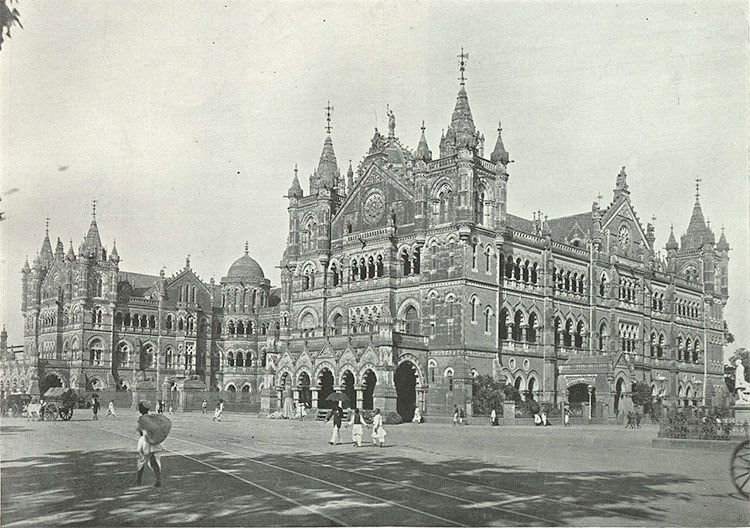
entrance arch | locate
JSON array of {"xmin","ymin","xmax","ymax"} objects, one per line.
[
  {"xmin": 341, "ymin": 370, "xmax": 356, "ymax": 408},
  {"xmin": 41, "ymin": 372, "xmax": 64, "ymax": 395},
  {"xmin": 317, "ymin": 368, "xmax": 334, "ymax": 408},
  {"xmin": 395, "ymin": 361, "xmax": 418, "ymax": 421},
  {"xmin": 614, "ymin": 378, "xmax": 625, "ymax": 415},
  {"xmin": 569, "ymin": 383, "xmax": 595, "ymax": 417},
  {"xmin": 362, "ymin": 369, "xmax": 376, "ymax": 410},
  {"xmin": 298, "ymin": 371, "xmax": 311, "ymax": 406}
]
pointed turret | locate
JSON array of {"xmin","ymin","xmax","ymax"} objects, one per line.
[
  {"xmin": 613, "ymin": 166, "xmax": 630, "ymax": 202},
  {"xmin": 346, "ymin": 161, "xmax": 354, "ymax": 192},
  {"xmin": 21, "ymin": 256, "xmax": 30, "ymax": 274},
  {"xmin": 54, "ymin": 237, "xmax": 64, "ymax": 259},
  {"xmin": 288, "ymin": 165, "xmax": 303, "ymax": 198},
  {"xmin": 39, "ymin": 218, "xmax": 53, "ymax": 266},
  {"xmin": 439, "ymin": 49, "xmax": 482, "ymax": 157},
  {"xmin": 681, "ymin": 181, "xmax": 712, "ymax": 249},
  {"xmin": 490, "ymin": 121, "xmax": 510, "ymax": 166},
  {"xmin": 314, "ymin": 134, "xmax": 341, "ymax": 191},
  {"xmin": 717, "ymin": 227, "xmax": 730, "ymax": 251},
  {"xmin": 415, "ymin": 121, "xmax": 432, "ymax": 162},
  {"xmin": 81, "ymin": 201, "xmax": 104, "ymax": 258},
  {"xmin": 666, "ymin": 224, "xmax": 679, "ymax": 250},
  {"xmin": 110, "ymin": 240, "xmax": 120, "ymax": 263},
  {"xmin": 66, "ymin": 240, "xmax": 76, "ymax": 261}
]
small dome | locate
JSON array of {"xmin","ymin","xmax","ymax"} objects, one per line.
[{"xmin": 227, "ymin": 253, "xmax": 265, "ymax": 280}]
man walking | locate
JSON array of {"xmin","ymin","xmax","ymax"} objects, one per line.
[
  {"xmin": 201, "ymin": 399, "xmax": 208, "ymax": 414},
  {"xmin": 92, "ymin": 396, "xmax": 100, "ymax": 421},
  {"xmin": 106, "ymin": 400, "xmax": 116, "ymax": 419},
  {"xmin": 213, "ymin": 399, "xmax": 224, "ymax": 422},
  {"xmin": 135, "ymin": 401, "xmax": 163, "ymax": 487},
  {"xmin": 326, "ymin": 402, "xmax": 343, "ymax": 445}
]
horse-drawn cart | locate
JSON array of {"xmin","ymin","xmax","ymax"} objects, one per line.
[{"xmin": 41, "ymin": 387, "xmax": 80, "ymax": 421}]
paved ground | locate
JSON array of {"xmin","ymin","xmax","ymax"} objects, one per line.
[{"xmin": 1, "ymin": 411, "xmax": 747, "ymax": 527}]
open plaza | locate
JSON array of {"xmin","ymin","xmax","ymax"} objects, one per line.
[{"xmin": 1, "ymin": 411, "xmax": 747, "ymax": 527}]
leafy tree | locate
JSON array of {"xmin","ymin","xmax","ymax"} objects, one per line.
[
  {"xmin": 631, "ymin": 381, "xmax": 653, "ymax": 413},
  {"xmin": 501, "ymin": 381, "xmax": 521, "ymax": 402},
  {"xmin": 471, "ymin": 375, "xmax": 506, "ymax": 415},
  {"xmin": 0, "ymin": 0, "xmax": 22, "ymax": 50}
]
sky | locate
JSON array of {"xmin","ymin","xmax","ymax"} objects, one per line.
[{"xmin": 1, "ymin": 1, "xmax": 747, "ymax": 356}]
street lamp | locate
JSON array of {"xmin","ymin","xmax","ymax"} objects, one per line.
[{"xmin": 587, "ymin": 384, "xmax": 593, "ymax": 420}]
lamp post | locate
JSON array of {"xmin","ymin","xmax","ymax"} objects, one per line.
[{"xmin": 587, "ymin": 384, "xmax": 593, "ymax": 420}]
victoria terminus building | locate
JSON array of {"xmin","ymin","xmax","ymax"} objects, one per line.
[{"xmin": 14, "ymin": 59, "xmax": 731, "ymax": 420}]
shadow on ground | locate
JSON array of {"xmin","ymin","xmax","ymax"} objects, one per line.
[{"xmin": 0, "ymin": 436, "xmax": 711, "ymax": 527}]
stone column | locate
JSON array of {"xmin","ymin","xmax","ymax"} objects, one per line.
[
  {"xmin": 293, "ymin": 389, "xmax": 300, "ymax": 403},
  {"xmin": 355, "ymin": 387, "xmax": 364, "ymax": 410},
  {"xmin": 311, "ymin": 388, "xmax": 319, "ymax": 409}
]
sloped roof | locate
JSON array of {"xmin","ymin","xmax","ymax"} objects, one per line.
[
  {"xmin": 506, "ymin": 213, "xmax": 536, "ymax": 235},
  {"xmin": 546, "ymin": 212, "xmax": 593, "ymax": 243}
]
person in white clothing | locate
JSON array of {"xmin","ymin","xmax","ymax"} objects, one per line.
[
  {"xmin": 412, "ymin": 406, "xmax": 422, "ymax": 424},
  {"xmin": 371, "ymin": 408, "xmax": 387, "ymax": 447},
  {"xmin": 213, "ymin": 399, "xmax": 224, "ymax": 422},
  {"xmin": 348, "ymin": 408, "xmax": 366, "ymax": 447},
  {"xmin": 107, "ymin": 400, "xmax": 116, "ymax": 418},
  {"xmin": 135, "ymin": 401, "xmax": 162, "ymax": 487},
  {"xmin": 490, "ymin": 409, "xmax": 497, "ymax": 426}
]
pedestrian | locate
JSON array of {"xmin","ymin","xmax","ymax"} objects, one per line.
[
  {"xmin": 534, "ymin": 412, "xmax": 542, "ymax": 426},
  {"xmin": 168, "ymin": 403, "xmax": 174, "ymax": 416},
  {"xmin": 625, "ymin": 411, "xmax": 634, "ymax": 428},
  {"xmin": 564, "ymin": 408, "xmax": 571, "ymax": 427},
  {"xmin": 459, "ymin": 408, "xmax": 465, "ymax": 425},
  {"xmin": 106, "ymin": 400, "xmax": 116, "ymax": 418},
  {"xmin": 541, "ymin": 410, "xmax": 550, "ymax": 426},
  {"xmin": 371, "ymin": 408, "xmax": 387, "ymax": 447},
  {"xmin": 135, "ymin": 401, "xmax": 163, "ymax": 487},
  {"xmin": 326, "ymin": 402, "xmax": 343, "ymax": 445},
  {"xmin": 92, "ymin": 396, "xmax": 100, "ymax": 421},
  {"xmin": 635, "ymin": 411, "xmax": 642, "ymax": 429},
  {"xmin": 201, "ymin": 399, "xmax": 208, "ymax": 414},
  {"xmin": 348, "ymin": 408, "xmax": 366, "ymax": 447},
  {"xmin": 213, "ymin": 399, "xmax": 224, "ymax": 422},
  {"xmin": 490, "ymin": 408, "xmax": 497, "ymax": 426},
  {"xmin": 412, "ymin": 406, "xmax": 422, "ymax": 424},
  {"xmin": 452, "ymin": 405, "xmax": 459, "ymax": 426}
]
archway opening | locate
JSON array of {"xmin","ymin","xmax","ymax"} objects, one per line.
[
  {"xmin": 342, "ymin": 370, "xmax": 356, "ymax": 408},
  {"xmin": 568, "ymin": 383, "xmax": 595, "ymax": 417},
  {"xmin": 362, "ymin": 370, "xmax": 376, "ymax": 410},
  {"xmin": 40, "ymin": 373, "xmax": 63, "ymax": 395},
  {"xmin": 298, "ymin": 372, "xmax": 311, "ymax": 407},
  {"xmin": 318, "ymin": 368, "xmax": 334, "ymax": 408},
  {"xmin": 87, "ymin": 377, "xmax": 105, "ymax": 391},
  {"xmin": 614, "ymin": 378, "xmax": 625, "ymax": 415},
  {"xmin": 395, "ymin": 361, "xmax": 418, "ymax": 421}
]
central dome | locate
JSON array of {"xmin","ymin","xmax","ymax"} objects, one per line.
[{"xmin": 227, "ymin": 253, "xmax": 265, "ymax": 280}]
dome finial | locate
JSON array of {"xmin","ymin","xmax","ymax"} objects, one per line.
[
  {"xmin": 324, "ymin": 101, "xmax": 333, "ymax": 135},
  {"xmin": 92, "ymin": 198, "xmax": 97, "ymax": 220},
  {"xmin": 186, "ymin": 254, "xmax": 191, "ymax": 269},
  {"xmin": 244, "ymin": 241, "xmax": 249, "ymax": 255},
  {"xmin": 695, "ymin": 177, "xmax": 702, "ymax": 203},
  {"xmin": 45, "ymin": 216, "xmax": 50, "ymax": 236}
]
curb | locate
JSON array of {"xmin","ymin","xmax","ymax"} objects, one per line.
[{"xmin": 651, "ymin": 437, "xmax": 737, "ymax": 451}]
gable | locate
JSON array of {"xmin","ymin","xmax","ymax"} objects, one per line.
[
  {"xmin": 601, "ymin": 200, "xmax": 648, "ymax": 247},
  {"xmin": 332, "ymin": 162, "xmax": 415, "ymax": 236},
  {"xmin": 165, "ymin": 270, "xmax": 212, "ymax": 307}
]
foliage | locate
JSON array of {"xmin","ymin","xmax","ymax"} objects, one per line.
[
  {"xmin": 660, "ymin": 407, "xmax": 733, "ymax": 440},
  {"xmin": 631, "ymin": 381, "xmax": 653, "ymax": 413},
  {"xmin": 723, "ymin": 320, "xmax": 735, "ymax": 344},
  {"xmin": 515, "ymin": 398, "xmax": 540, "ymax": 418},
  {"xmin": 501, "ymin": 382, "xmax": 521, "ymax": 402},
  {"xmin": 471, "ymin": 375, "xmax": 506, "ymax": 415},
  {"xmin": 0, "ymin": 0, "xmax": 22, "ymax": 50}
]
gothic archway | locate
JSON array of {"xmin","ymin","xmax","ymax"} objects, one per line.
[
  {"xmin": 614, "ymin": 378, "xmax": 625, "ymax": 415},
  {"xmin": 362, "ymin": 369, "xmax": 376, "ymax": 410},
  {"xmin": 317, "ymin": 368, "xmax": 334, "ymax": 409},
  {"xmin": 569, "ymin": 383, "xmax": 595, "ymax": 417},
  {"xmin": 40, "ymin": 372, "xmax": 64, "ymax": 395},
  {"xmin": 341, "ymin": 370, "xmax": 356, "ymax": 408},
  {"xmin": 395, "ymin": 361, "xmax": 418, "ymax": 421}
]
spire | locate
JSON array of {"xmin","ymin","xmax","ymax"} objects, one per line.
[
  {"xmin": 717, "ymin": 226, "xmax": 730, "ymax": 251},
  {"xmin": 288, "ymin": 164, "xmax": 303, "ymax": 198},
  {"xmin": 21, "ymin": 256, "xmax": 30, "ymax": 273},
  {"xmin": 613, "ymin": 166, "xmax": 630, "ymax": 202},
  {"xmin": 415, "ymin": 120, "xmax": 432, "ymax": 162},
  {"xmin": 666, "ymin": 224, "xmax": 678, "ymax": 251},
  {"xmin": 490, "ymin": 121, "xmax": 510, "ymax": 166},
  {"xmin": 66, "ymin": 240, "xmax": 76, "ymax": 261},
  {"xmin": 54, "ymin": 237, "xmax": 64, "ymax": 258},
  {"xmin": 314, "ymin": 134, "xmax": 341, "ymax": 191},
  {"xmin": 110, "ymin": 239, "xmax": 120, "ymax": 263},
  {"xmin": 681, "ymin": 178, "xmax": 711, "ymax": 249},
  {"xmin": 81, "ymin": 200, "xmax": 104, "ymax": 258},
  {"xmin": 440, "ymin": 50, "xmax": 479, "ymax": 157},
  {"xmin": 39, "ymin": 217, "xmax": 53, "ymax": 265},
  {"xmin": 346, "ymin": 160, "xmax": 354, "ymax": 191}
]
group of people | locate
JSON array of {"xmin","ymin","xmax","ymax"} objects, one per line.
[
  {"xmin": 625, "ymin": 410, "xmax": 642, "ymax": 428},
  {"xmin": 325, "ymin": 403, "xmax": 387, "ymax": 447}
]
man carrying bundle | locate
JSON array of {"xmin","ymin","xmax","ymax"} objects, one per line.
[{"xmin": 135, "ymin": 401, "xmax": 171, "ymax": 487}]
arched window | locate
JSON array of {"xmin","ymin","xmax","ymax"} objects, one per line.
[
  {"xmin": 331, "ymin": 263, "xmax": 339, "ymax": 286},
  {"xmin": 117, "ymin": 342, "xmax": 129, "ymax": 368},
  {"xmin": 227, "ymin": 352, "xmax": 235, "ymax": 367},
  {"xmin": 512, "ymin": 311, "xmax": 524, "ymax": 341},
  {"xmin": 428, "ymin": 360, "xmax": 436, "ymax": 383},
  {"xmin": 404, "ymin": 306, "xmax": 419, "ymax": 334},
  {"xmin": 444, "ymin": 367, "xmax": 455, "ymax": 392},
  {"xmin": 471, "ymin": 243, "xmax": 478, "ymax": 270},
  {"xmin": 530, "ymin": 262, "xmax": 538, "ymax": 284},
  {"xmin": 331, "ymin": 313, "xmax": 343, "ymax": 336},
  {"xmin": 236, "ymin": 351, "xmax": 244, "ymax": 367},
  {"xmin": 599, "ymin": 273, "xmax": 608, "ymax": 297},
  {"xmin": 412, "ymin": 247, "xmax": 421, "ymax": 275},
  {"xmin": 89, "ymin": 339, "xmax": 104, "ymax": 365},
  {"xmin": 485, "ymin": 249, "xmax": 492, "ymax": 273},
  {"xmin": 498, "ymin": 309, "xmax": 509, "ymax": 340},
  {"xmin": 376, "ymin": 255, "xmax": 384, "ymax": 277},
  {"xmin": 484, "ymin": 307, "xmax": 492, "ymax": 333},
  {"xmin": 401, "ymin": 249, "xmax": 411, "ymax": 276},
  {"xmin": 470, "ymin": 296, "xmax": 478, "ymax": 323},
  {"xmin": 527, "ymin": 312, "xmax": 538, "ymax": 343}
]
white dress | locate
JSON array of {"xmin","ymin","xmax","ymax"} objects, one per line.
[{"xmin": 372, "ymin": 413, "xmax": 387, "ymax": 441}]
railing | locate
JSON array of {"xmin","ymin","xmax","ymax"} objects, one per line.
[{"xmin": 394, "ymin": 332, "xmax": 428, "ymax": 349}]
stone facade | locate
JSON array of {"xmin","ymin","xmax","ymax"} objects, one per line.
[{"xmin": 14, "ymin": 69, "xmax": 731, "ymax": 420}]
